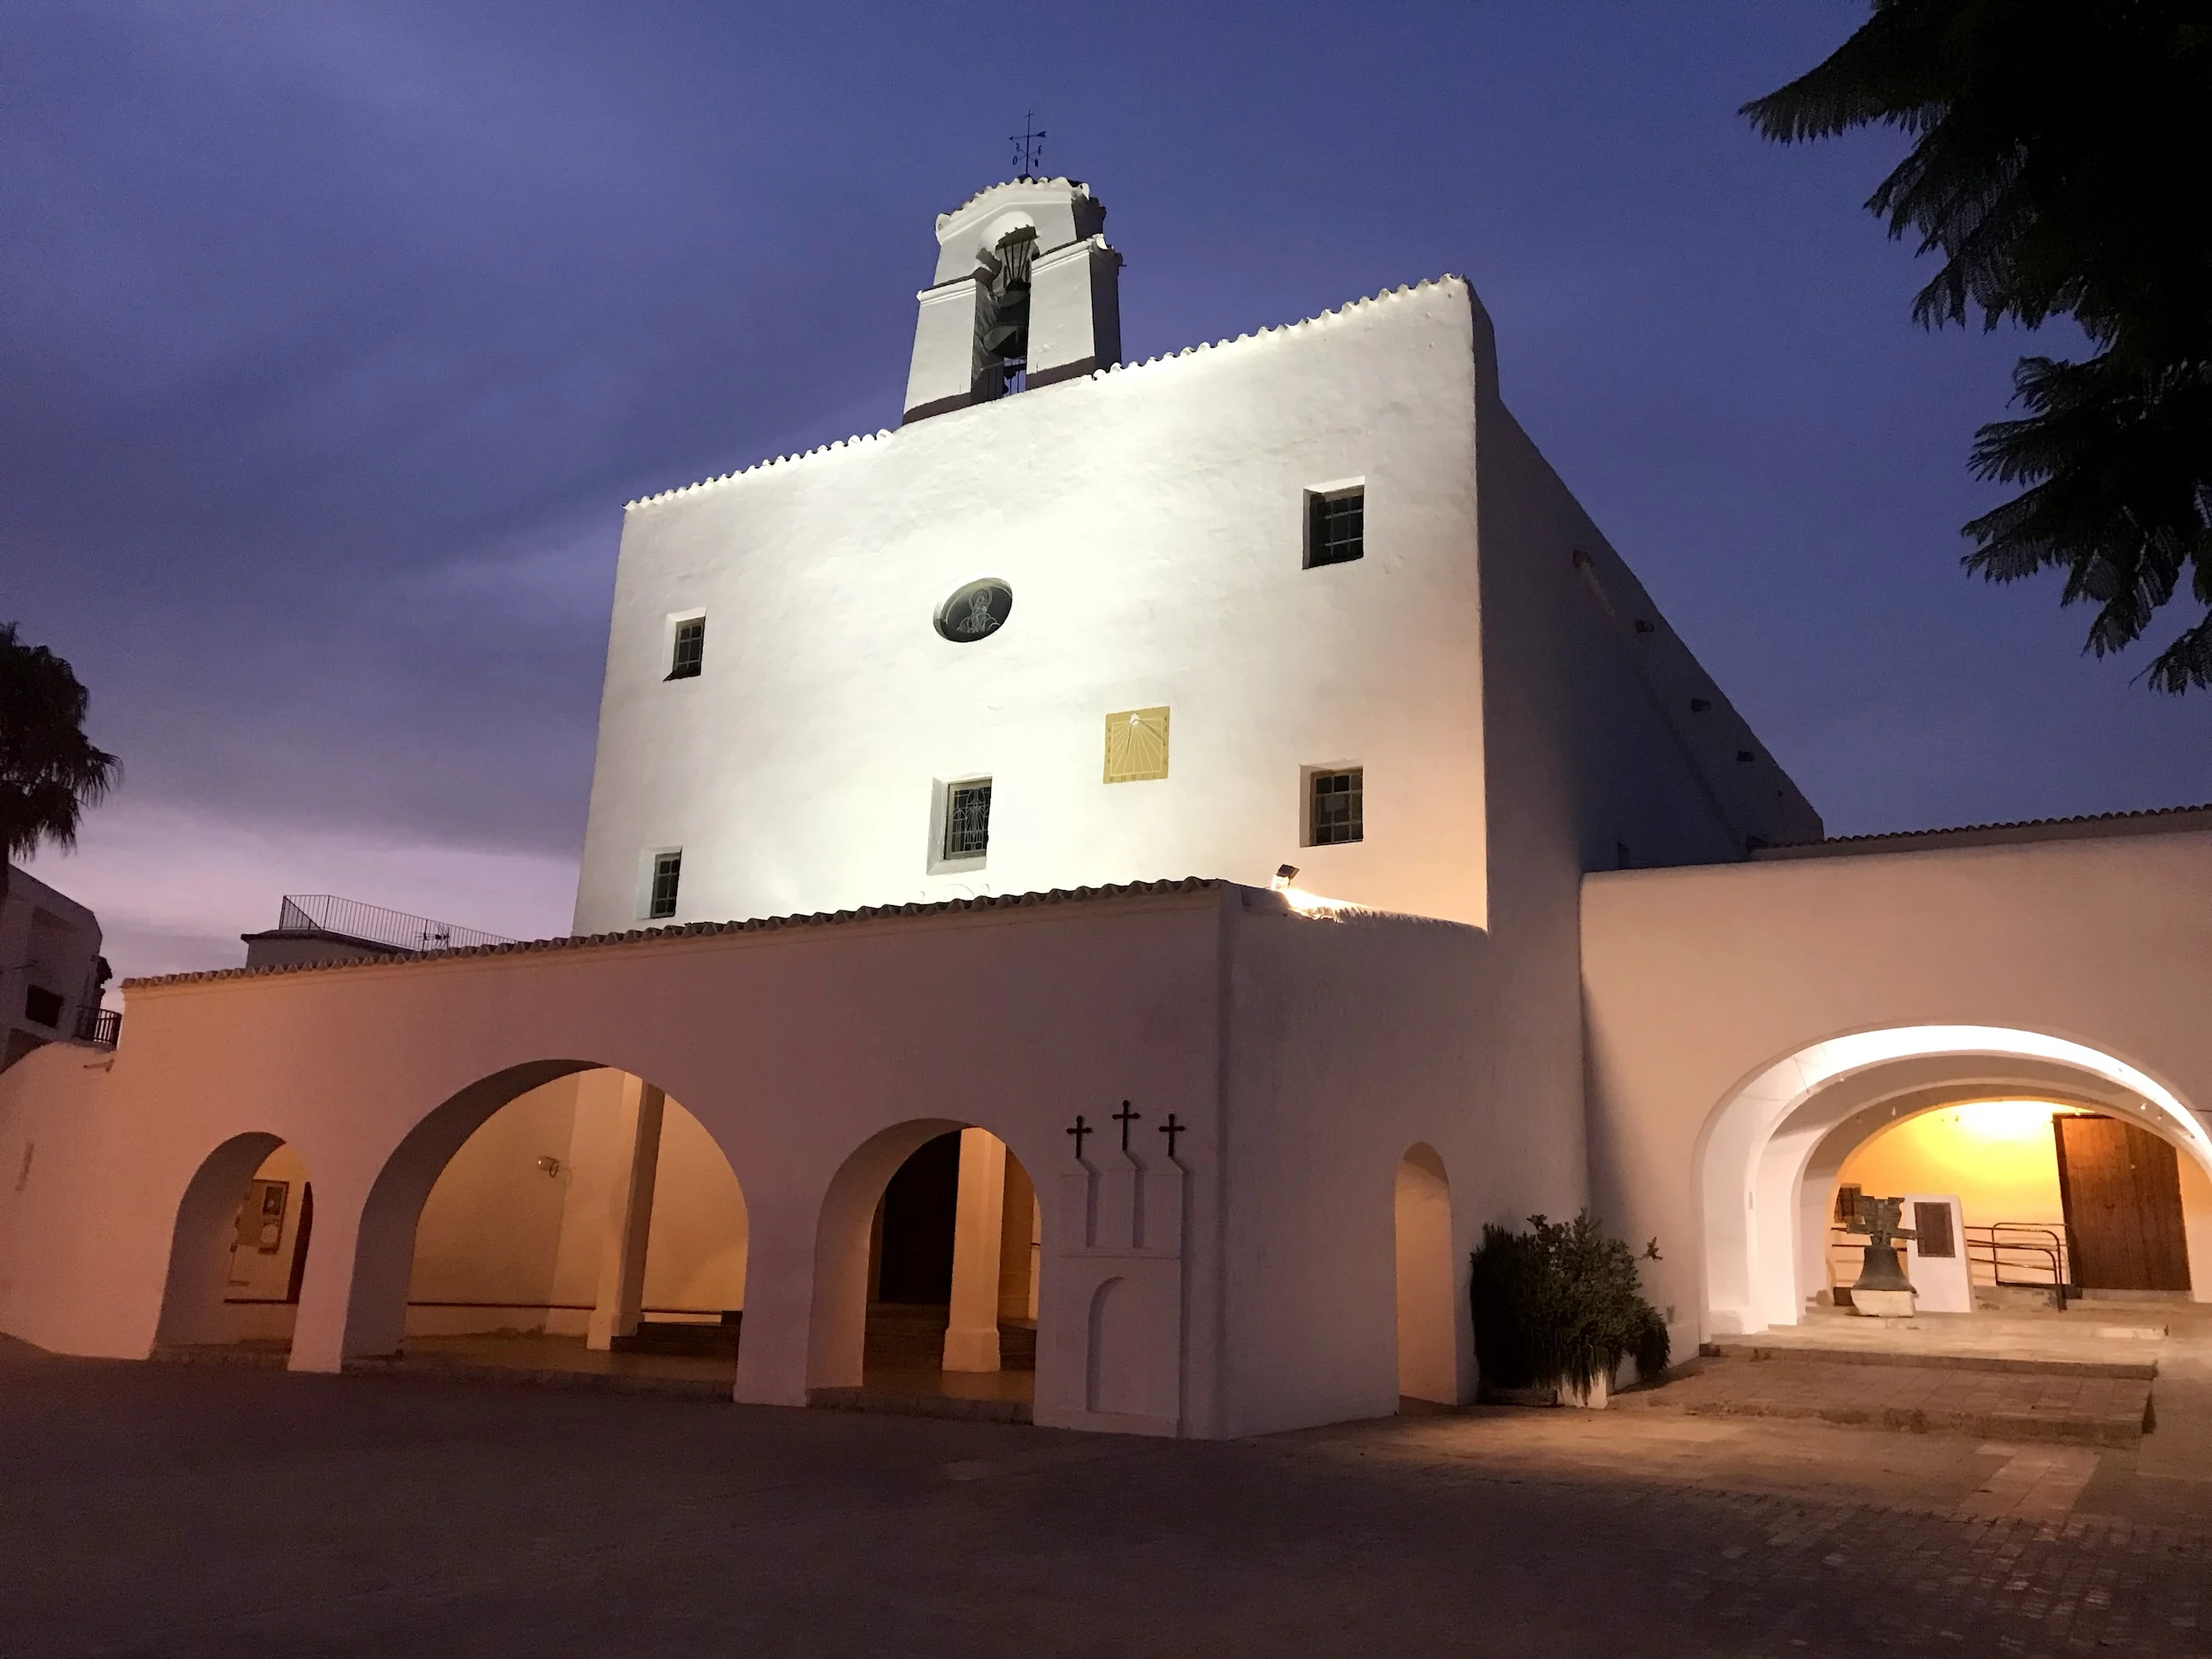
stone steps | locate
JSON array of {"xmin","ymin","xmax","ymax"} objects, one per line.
[
  {"xmin": 1703, "ymin": 1340, "xmax": 2156, "ymax": 1380},
  {"xmin": 611, "ymin": 1317, "xmax": 741, "ymax": 1359},
  {"xmin": 863, "ymin": 1304, "xmax": 1037, "ymax": 1371},
  {"xmin": 809, "ymin": 1386, "xmax": 1031, "ymax": 1425},
  {"xmin": 1640, "ymin": 1354, "xmax": 2155, "ymax": 1447}
]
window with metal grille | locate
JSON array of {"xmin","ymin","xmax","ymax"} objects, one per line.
[
  {"xmin": 1308, "ymin": 768, "xmax": 1363, "ymax": 845},
  {"xmin": 668, "ymin": 617, "xmax": 705, "ymax": 680},
  {"xmin": 1304, "ymin": 487, "xmax": 1364, "ymax": 568},
  {"xmin": 648, "ymin": 850, "xmax": 682, "ymax": 919},
  {"xmin": 943, "ymin": 780, "xmax": 992, "ymax": 860}
]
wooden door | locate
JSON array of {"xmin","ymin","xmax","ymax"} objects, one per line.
[{"xmin": 2054, "ymin": 1115, "xmax": 2193, "ymax": 1292}]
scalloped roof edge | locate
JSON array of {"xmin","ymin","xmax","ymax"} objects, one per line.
[
  {"xmin": 1750, "ymin": 801, "xmax": 2212, "ymax": 861},
  {"xmin": 624, "ymin": 274, "xmax": 1471, "ymax": 510},
  {"xmin": 937, "ymin": 176, "xmax": 1094, "ymax": 223},
  {"xmin": 121, "ymin": 877, "xmax": 1229, "ymax": 989}
]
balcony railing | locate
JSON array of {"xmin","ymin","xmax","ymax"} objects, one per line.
[
  {"xmin": 74, "ymin": 1005, "xmax": 120, "ymax": 1048},
  {"xmin": 273, "ymin": 895, "xmax": 514, "ymax": 955}
]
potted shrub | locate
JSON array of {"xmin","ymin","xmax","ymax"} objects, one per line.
[{"xmin": 1469, "ymin": 1211, "xmax": 1671, "ymax": 1407}]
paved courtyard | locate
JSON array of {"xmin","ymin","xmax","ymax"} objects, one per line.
[{"xmin": 3, "ymin": 1335, "xmax": 2209, "ymax": 1657}]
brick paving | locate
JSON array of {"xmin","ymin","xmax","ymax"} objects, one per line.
[{"xmin": 3, "ymin": 1337, "xmax": 2208, "ymax": 1657}]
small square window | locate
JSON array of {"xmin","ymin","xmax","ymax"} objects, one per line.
[
  {"xmin": 943, "ymin": 780, "xmax": 992, "ymax": 860},
  {"xmin": 648, "ymin": 850, "xmax": 682, "ymax": 919},
  {"xmin": 668, "ymin": 617, "xmax": 705, "ymax": 680},
  {"xmin": 1304, "ymin": 487, "xmax": 1364, "ymax": 568},
  {"xmin": 1308, "ymin": 768, "xmax": 1363, "ymax": 845}
]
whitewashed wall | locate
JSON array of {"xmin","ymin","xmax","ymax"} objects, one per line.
[{"xmin": 577, "ymin": 283, "xmax": 1495, "ymax": 932}]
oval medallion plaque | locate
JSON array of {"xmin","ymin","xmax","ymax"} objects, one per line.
[{"xmin": 933, "ymin": 578, "xmax": 1013, "ymax": 642}]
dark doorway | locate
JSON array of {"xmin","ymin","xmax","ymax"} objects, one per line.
[
  {"xmin": 2055, "ymin": 1115, "xmax": 2193, "ymax": 1292},
  {"xmin": 874, "ymin": 1132, "xmax": 961, "ymax": 1303}
]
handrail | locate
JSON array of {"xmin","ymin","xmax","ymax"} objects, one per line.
[
  {"xmin": 73, "ymin": 1005, "xmax": 120, "ymax": 1048},
  {"xmin": 1964, "ymin": 1221, "xmax": 2070, "ymax": 1305}
]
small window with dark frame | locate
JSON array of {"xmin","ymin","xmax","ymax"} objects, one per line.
[
  {"xmin": 1833, "ymin": 1184, "xmax": 1863, "ymax": 1225},
  {"xmin": 943, "ymin": 780, "xmax": 992, "ymax": 861},
  {"xmin": 647, "ymin": 850, "xmax": 682, "ymax": 919},
  {"xmin": 1308, "ymin": 768, "xmax": 1363, "ymax": 845},
  {"xmin": 1304, "ymin": 487, "xmax": 1364, "ymax": 568},
  {"xmin": 667, "ymin": 617, "xmax": 705, "ymax": 680}
]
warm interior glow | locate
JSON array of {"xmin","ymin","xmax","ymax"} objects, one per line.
[
  {"xmin": 1837, "ymin": 1100, "xmax": 2068, "ymax": 1231},
  {"xmin": 1944, "ymin": 1099, "xmax": 2073, "ymax": 1143}
]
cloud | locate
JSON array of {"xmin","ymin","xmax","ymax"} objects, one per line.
[{"xmin": 22, "ymin": 797, "xmax": 580, "ymax": 986}]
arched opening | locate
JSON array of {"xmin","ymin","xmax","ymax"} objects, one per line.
[
  {"xmin": 156, "ymin": 1133, "xmax": 315, "ymax": 1356},
  {"xmin": 1394, "ymin": 1142, "xmax": 1458, "ymax": 1406},
  {"xmin": 344, "ymin": 1064, "xmax": 748, "ymax": 1386},
  {"xmin": 1697, "ymin": 1025, "xmax": 2212, "ymax": 1334},
  {"xmin": 1822, "ymin": 1099, "xmax": 2211, "ymax": 1310},
  {"xmin": 810, "ymin": 1121, "xmax": 1041, "ymax": 1413}
]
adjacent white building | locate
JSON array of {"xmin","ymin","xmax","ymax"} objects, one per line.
[{"xmin": 1, "ymin": 865, "xmax": 108, "ymax": 1072}]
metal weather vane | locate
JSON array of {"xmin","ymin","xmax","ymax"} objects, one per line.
[{"xmin": 1010, "ymin": 111, "xmax": 1047, "ymax": 180}]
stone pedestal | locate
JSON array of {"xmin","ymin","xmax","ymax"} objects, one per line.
[{"xmin": 1850, "ymin": 1287, "xmax": 1917, "ymax": 1317}]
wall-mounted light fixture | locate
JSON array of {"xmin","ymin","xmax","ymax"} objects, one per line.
[
  {"xmin": 536, "ymin": 1156, "xmax": 564, "ymax": 1179},
  {"xmin": 1271, "ymin": 864, "xmax": 1300, "ymax": 892}
]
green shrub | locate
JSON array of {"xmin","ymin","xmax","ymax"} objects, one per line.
[{"xmin": 1469, "ymin": 1211, "xmax": 1671, "ymax": 1394}]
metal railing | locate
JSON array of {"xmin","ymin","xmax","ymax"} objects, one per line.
[
  {"xmin": 1966, "ymin": 1223, "xmax": 2070, "ymax": 1302},
  {"xmin": 273, "ymin": 895, "xmax": 514, "ymax": 955},
  {"xmin": 73, "ymin": 1005, "xmax": 120, "ymax": 1048}
]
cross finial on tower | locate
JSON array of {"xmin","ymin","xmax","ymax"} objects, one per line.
[{"xmin": 1010, "ymin": 111, "xmax": 1047, "ymax": 180}]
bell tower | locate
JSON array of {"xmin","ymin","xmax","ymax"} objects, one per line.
[{"xmin": 902, "ymin": 179, "xmax": 1123, "ymax": 423}]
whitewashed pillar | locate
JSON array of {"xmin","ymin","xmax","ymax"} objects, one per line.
[
  {"xmin": 941, "ymin": 1127, "xmax": 1007, "ymax": 1371},
  {"xmin": 586, "ymin": 1077, "xmax": 664, "ymax": 1349}
]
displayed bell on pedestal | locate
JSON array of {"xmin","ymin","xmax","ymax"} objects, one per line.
[{"xmin": 1843, "ymin": 1194, "xmax": 1918, "ymax": 1317}]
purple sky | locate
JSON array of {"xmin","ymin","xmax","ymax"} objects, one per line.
[{"xmin": 7, "ymin": 2, "xmax": 2206, "ymax": 980}]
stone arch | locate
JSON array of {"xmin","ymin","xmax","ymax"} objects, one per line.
[
  {"xmin": 1694, "ymin": 1025, "xmax": 2212, "ymax": 1333},
  {"xmin": 1393, "ymin": 1142, "xmax": 1458, "ymax": 1405},
  {"xmin": 339, "ymin": 1059, "xmax": 752, "ymax": 1363},
  {"xmin": 156, "ymin": 1131, "xmax": 301, "ymax": 1347},
  {"xmin": 806, "ymin": 1118, "xmax": 1042, "ymax": 1394},
  {"xmin": 399, "ymin": 1067, "xmax": 749, "ymax": 1353}
]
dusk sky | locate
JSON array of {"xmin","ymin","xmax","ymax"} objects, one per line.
[{"xmin": 7, "ymin": 2, "xmax": 2207, "ymax": 983}]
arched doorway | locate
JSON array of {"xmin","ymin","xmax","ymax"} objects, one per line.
[
  {"xmin": 810, "ymin": 1122, "xmax": 1041, "ymax": 1413},
  {"xmin": 1824, "ymin": 1099, "xmax": 2206, "ymax": 1308},
  {"xmin": 1697, "ymin": 1025, "xmax": 2212, "ymax": 1333},
  {"xmin": 345, "ymin": 1064, "xmax": 748, "ymax": 1384},
  {"xmin": 1394, "ymin": 1143, "xmax": 1458, "ymax": 1406},
  {"xmin": 156, "ymin": 1133, "xmax": 315, "ymax": 1354}
]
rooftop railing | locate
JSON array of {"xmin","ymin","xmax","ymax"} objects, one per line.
[{"xmin": 273, "ymin": 895, "xmax": 515, "ymax": 955}]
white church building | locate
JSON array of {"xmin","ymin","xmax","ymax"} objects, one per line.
[{"xmin": 3, "ymin": 179, "xmax": 2209, "ymax": 1439}]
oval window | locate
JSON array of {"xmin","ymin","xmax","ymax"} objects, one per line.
[{"xmin": 933, "ymin": 578, "xmax": 1013, "ymax": 642}]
